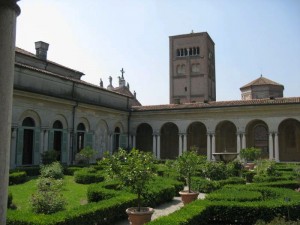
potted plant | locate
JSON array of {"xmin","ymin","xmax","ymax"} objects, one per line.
[
  {"xmin": 240, "ymin": 147, "xmax": 261, "ymax": 170},
  {"xmin": 174, "ymin": 148, "xmax": 203, "ymax": 205},
  {"xmin": 102, "ymin": 148, "xmax": 156, "ymax": 225}
]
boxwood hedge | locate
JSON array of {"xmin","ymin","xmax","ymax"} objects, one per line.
[{"xmin": 148, "ymin": 184, "xmax": 300, "ymax": 225}]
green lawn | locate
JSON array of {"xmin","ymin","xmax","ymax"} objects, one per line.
[{"xmin": 9, "ymin": 176, "xmax": 89, "ymax": 212}]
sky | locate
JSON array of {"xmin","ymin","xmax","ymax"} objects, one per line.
[{"xmin": 16, "ymin": 0, "xmax": 300, "ymax": 106}]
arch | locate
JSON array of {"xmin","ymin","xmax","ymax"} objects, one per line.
[
  {"xmin": 215, "ymin": 121, "xmax": 237, "ymax": 153},
  {"xmin": 278, "ymin": 119, "xmax": 300, "ymax": 161},
  {"xmin": 187, "ymin": 122, "xmax": 207, "ymax": 155},
  {"xmin": 160, "ymin": 122, "xmax": 179, "ymax": 159},
  {"xmin": 50, "ymin": 114, "xmax": 68, "ymax": 129},
  {"xmin": 53, "ymin": 120, "xmax": 63, "ymax": 129},
  {"xmin": 18, "ymin": 110, "xmax": 41, "ymax": 127},
  {"xmin": 22, "ymin": 117, "xmax": 35, "ymax": 127},
  {"xmin": 246, "ymin": 120, "xmax": 269, "ymax": 158},
  {"xmin": 136, "ymin": 123, "xmax": 153, "ymax": 152},
  {"xmin": 77, "ymin": 117, "xmax": 90, "ymax": 131}
]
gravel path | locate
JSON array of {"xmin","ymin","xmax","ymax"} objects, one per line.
[{"xmin": 115, "ymin": 193, "xmax": 206, "ymax": 225}]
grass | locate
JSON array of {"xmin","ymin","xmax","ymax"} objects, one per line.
[{"xmin": 9, "ymin": 175, "xmax": 89, "ymax": 212}]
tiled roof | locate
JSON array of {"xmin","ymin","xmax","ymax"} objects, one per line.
[
  {"xmin": 15, "ymin": 62, "xmax": 133, "ymax": 99},
  {"xmin": 15, "ymin": 47, "xmax": 84, "ymax": 76},
  {"xmin": 240, "ymin": 75, "xmax": 283, "ymax": 89},
  {"xmin": 132, "ymin": 97, "xmax": 300, "ymax": 112},
  {"xmin": 113, "ymin": 86, "xmax": 141, "ymax": 106}
]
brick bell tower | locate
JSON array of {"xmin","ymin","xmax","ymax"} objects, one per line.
[{"xmin": 169, "ymin": 32, "xmax": 216, "ymax": 104}]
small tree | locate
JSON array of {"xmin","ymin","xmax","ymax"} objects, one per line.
[
  {"xmin": 174, "ymin": 148, "xmax": 203, "ymax": 193},
  {"xmin": 75, "ymin": 146, "xmax": 97, "ymax": 164},
  {"xmin": 102, "ymin": 148, "xmax": 156, "ymax": 211},
  {"xmin": 240, "ymin": 147, "xmax": 262, "ymax": 162}
]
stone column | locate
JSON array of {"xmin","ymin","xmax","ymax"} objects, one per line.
[
  {"xmin": 178, "ymin": 134, "xmax": 183, "ymax": 156},
  {"xmin": 237, "ymin": 133, "xmax": 241, "ymax": 153},
  {"xmin": 0, "ymin": 1, "xmax": 20, "ymax": 223},
  {"xmin": 110, "ymin": 134, "xmax": 114, "ymax": 154},
  {"xmin": 211, "ymin": 134, "xmax": 216, "ymax": 160},
  {"xmin": 152, "ymin": 134, "xmax": 156, "ymax": 157},
  {"xmin": 268, "ymin": 133, "xmax": 273, "ymax": 160},
  {"xmin": 43, "ymin": 129, "xmax": 49, "ymax": 152},
  {"xmin": 10, "ymin": 128, "xmax": 17, "ymax": 168},
  {"xmin": 183, "ymin": 133, "xmax": 187, "ymax": 152},
  {"xmin": 206, "ymin": 133, "xmax": 211, "ymax": 161},
  {"xmin": 274, "ymin": 132, "xmax": 279, "ymax": 162},
  {"xmin": 241, "ymin": 133, "xmax": 246, "ymax": 149},
  {"xmin": 157, "ymin": 135, "xmax": 161, "ymax": 159}
]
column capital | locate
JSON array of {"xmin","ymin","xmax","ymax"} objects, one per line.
[{"xmin": 0, "ymin": 0, "xmax": 21, "ymax": 15}]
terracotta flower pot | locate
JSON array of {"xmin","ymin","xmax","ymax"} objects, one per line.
[
  {"xmin": 179, "ymin": 190, "xmax": 199, "ymax": 205},
  {"xmin": 126, "ymin": 207, "xmax": 154, "ymax": 225}
]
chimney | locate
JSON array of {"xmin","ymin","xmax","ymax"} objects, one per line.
[{"xmin": 35, "ymin": 41, "xmax": 49, "ymax": 60}]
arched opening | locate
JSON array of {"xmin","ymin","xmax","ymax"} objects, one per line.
[
  {"xmin": 160, "ymin": 122, "xmax": 179, "ymax": 159},
  {"xmin": 52, "ymin": 120, "xmax": 63, "ymax": 161},
  {"xmin": 77, "ymin": 123, "xmax": 85, "ymax": 152},
  {"xmin": 187, "ymin": 122, "xmax": 207, "ymax": 155},
  {"xmin": 114, "ymin": 127, "xmax": 120, "ymax": 153},
  {"xmin": 136, "ymin": 123, "xmax": 153, "ymax": 152},
  {"xmin": 215, "ymin": 121, "xmax": 237, "ymax": 153},
  {"xmin": 246, "ymin": 120, "xmax": 269, "ymax": 158},
  {"xmin": 279, "ymin": 119, "xmax": 300, "ymax": 161},
  {"xmin": 22, "ymin": 117, "xmax": 35, "ymax": 164}
]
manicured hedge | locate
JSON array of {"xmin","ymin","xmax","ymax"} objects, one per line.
[
  {"xmin": 10, "ymin": 166, "xmax": 40, "ymax": 176},
  {"xmin": 9, "ymin": 171, "xmax": 27, "ymax": 185},
  {"xmin": 74, "ymin": 168, "xmax": 104, "ymax": 184},
  {"xmin": 7, "ymin": 175, "xmax": 182, "ymax": 225},
  {"xmin": 148, "ymin": 184, "xmax": 300, "ymax": 225}
]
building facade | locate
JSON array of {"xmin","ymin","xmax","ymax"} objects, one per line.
[{"xmin": 10, "ymin": 34, "xmax": 300, "ymax": 168}]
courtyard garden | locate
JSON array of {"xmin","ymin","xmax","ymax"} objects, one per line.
[{"xmin": 6, "ymin": 148, "xmax": 300, "ymax": 225}]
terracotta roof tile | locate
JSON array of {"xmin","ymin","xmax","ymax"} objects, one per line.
[
  {"xmin": 240, "ymin": 75, "xmax": 283, "ymax": 89},
  {"xmin": 132, "ymin": 97, "xmax": 300, "ymax": 111}
]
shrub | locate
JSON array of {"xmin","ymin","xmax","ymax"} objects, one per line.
[
  {"xmin": 255, "ymin": 217, "xmax": 300, "ymax": 225},
  {"xmin": 243, "ymin": 170, "xmax": 256, "ymax": 183},
  {"xmin": 203, "ymin": 161, "xmax": 227, "ymax": 180},
  {"xmin": 9, "ymin": 171, "xmax": 27, "ymax": 185},
  {"xmin": 41, "ymin": 150, "xmax": 58, "ymax": 165},
  {"xmin": 74, "ymin": 167, "xmax": 104, "ymax": 184},
  {"xmin": 40, "ymin": 162, "xmax": 64, "ymax": 179},
  {"xmin": 30, "ymin": 177, "xmax": 66, "ymax": 214},
  {"xmin": 10, "ymin": 166, "xmax": 40, "ymax": 176},
  {"xmin": 240, "ymin": 147, "xmax": 262, "ymax": 162},
  {"xmin": 191, "ymin": 177, "xmax": 220, "ymax": 193},
  {"xmin": 87, "ymin": 184, "xmax": 116, "ymax": 202},
  {"xmin": 63, "ymin": 166, "xmax": 82, "ymax": 175},
  {"xmin": 218, "ymin": 177, "xmax": 246, "ymax": 186},
  {"xmin": 226, "ymin": 160, "xmax": 243, "ymax": 177},
  {"xmin": 75, "ymin": 146, "xmax": 97, "ymax": 164}
]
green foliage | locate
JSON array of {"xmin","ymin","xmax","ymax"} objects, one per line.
[
  {"xmin": 243, "ymin": 170, "xmax": 256, "ymax": 183},
  {"xmin": 101, "ymin": 148, "xmax": 156, "ymax": 211},
  {"xmin": 202, "ymin": 161, "xmax": 227, "ymax": 181},
  {"xmin": 255, "ymin": 217, "xmax": 300, "ymax": 225},
  {"xmin": 87, "ymin": 184, "xmax": 116, "ymax": 202},
  {"xmin": 173, "ymin": 148, "xmax": 204, "ymax": 192},
  {"xmin": 63, "ymin": 166, "xmax": 82, "ymax": 175},
  {"xmin": 10, "ymin": 166, "xmax": 40, "ymax": 176},
  {"xmin": 30, "ymin": 177, "xmax": 66, "ymax": 214},
  {"xmin": 41, "ymin": 150, "xmax": 58, "ymax": 165},
  {"xmin": 9, "ymin": 171, "xmax": 27, "ymax": 185},
  {"xmin": 226, "ymin": 160, "xmax": 243, "ymax": 177},
  {"xmin": 40, "ymin": 162, "xmax": 64, "ymax": 179},
  {"xmin": 7, "ymin": 192, "xmax": 16, "ymax": 209},
  {"xmin": 240, "ymin": 147, "xmax": 262, "ymax": 162},
  {"xmin": 74, "ymin": 167, "xmax": 104, "ymax": 184},
  {"xmin": 191, "ymin": 177, "xmax": 221, "ymax": 193},
  {"xmin": 75, "ymin": 146, "xmax": 97, "ymax": 164}
]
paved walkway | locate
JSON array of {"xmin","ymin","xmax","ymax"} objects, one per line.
[{"xmin": 115, "ymin": 193, "xmax": 206, "ymax": 225}]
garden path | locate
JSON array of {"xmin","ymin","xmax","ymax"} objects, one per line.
[{"xmin": 115, "ymin": 193, "xmax": 206, "ymax": 225}]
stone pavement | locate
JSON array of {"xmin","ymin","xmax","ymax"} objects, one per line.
[{"xmin": 115, "ymin": 193, "xmax": 206, "ymax": 225}]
